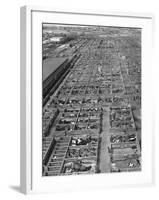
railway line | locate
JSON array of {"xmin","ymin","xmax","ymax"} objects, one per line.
[{"xmin": 42, "ymin": 29, "xmax": 141, "ymax": 176}]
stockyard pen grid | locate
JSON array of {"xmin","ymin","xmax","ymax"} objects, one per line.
[{"xmin": 42, "ymin": 24, "xmax": 141, "ymax": 176}]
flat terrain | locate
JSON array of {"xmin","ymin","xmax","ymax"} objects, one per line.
[{"xmin": 42, "ymin": 25, "xmax": 141, "ymax": 176}]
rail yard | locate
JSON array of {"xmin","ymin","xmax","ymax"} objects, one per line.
[{"xmin": 42, "ymin": 25, "xmax": 141, "ymax": 176}]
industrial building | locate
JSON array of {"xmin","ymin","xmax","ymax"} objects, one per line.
[{"xmin": 42, "ymin": 25, "xmax": 141, "ymax": 176}]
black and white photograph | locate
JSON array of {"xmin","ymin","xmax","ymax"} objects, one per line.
[{"xmin": 42, "ymin": 24, "xmax": 141, "ymax": 176}]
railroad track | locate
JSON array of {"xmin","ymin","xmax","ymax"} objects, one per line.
[{"xmin": 42, "ymin": 35, "xmax": 141, "ymax": 175}]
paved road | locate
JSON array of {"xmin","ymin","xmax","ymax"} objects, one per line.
[{"xmin": 99, "ymin": 107, "xmax": 111, "ymax": 173}]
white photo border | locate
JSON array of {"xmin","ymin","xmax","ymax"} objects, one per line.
[{"xmin": 20, "ymin": 6, "xmax": 154, "ymax": 194}]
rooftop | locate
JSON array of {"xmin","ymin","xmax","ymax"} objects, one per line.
[{"xmin": 43, "ymin": 57, "xmax": 67, "ymax": 81}]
